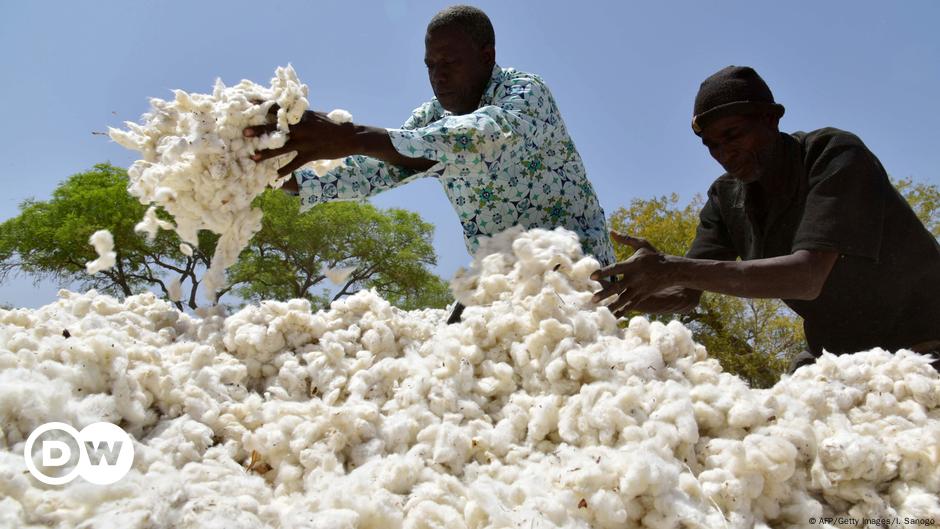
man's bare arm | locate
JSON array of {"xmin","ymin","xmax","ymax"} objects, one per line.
[
  {"xmin": 663, "ymin": 250, "xmax": 837, "ymax": 299},
  {"xmin": 592, "ymin": 232, "xmax": 838, "ymax": 316},
  {"xmin": 244, "ymin": 110, "xmax": 436, "ymax": 182}
]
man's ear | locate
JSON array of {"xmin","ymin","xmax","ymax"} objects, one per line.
[
  {"xmin": 482, "ymin": 45, "xmax": 496, "ymax": 66},
  {"xmin": 760, "ymin": 112, "xmax": 781, "ymax": 132}
]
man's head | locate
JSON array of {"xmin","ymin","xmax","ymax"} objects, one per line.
[
  {"xmin": 692, "ymin": 66, "xmax": 784, "ymax": 183},
  {"xmin": 425, "ymin": 5, "xmax": 496, "ymax": 115}
]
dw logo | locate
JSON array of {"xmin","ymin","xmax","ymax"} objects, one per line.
[{"xmin": 24, "ymin": 422, "xmax": 134, "ymax": 485}]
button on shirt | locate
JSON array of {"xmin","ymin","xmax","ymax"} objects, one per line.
[
  {"xmin": 687, "ymin": 128, "xmax": 940, "ymax": 356},
  {"xmin": 295, "ymin": 65, "xmax": 615, "ymax": 266}
]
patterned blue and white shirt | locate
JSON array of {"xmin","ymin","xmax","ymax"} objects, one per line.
[{"xmin": 296, "ymin": 64, "xmax": 614, "ymax": 265}]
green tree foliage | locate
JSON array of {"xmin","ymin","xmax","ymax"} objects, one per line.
[
  {"xmin": 894, "ymin": 176, "xmax": 940, "ymax": 238},
  {"xmin": 608, "ymin": 178, "xmax": 940, "ymax": 387},
  {"xmin": 0, "ymin": 163, "xmax": 213, "ymax": 309},
  {"xmin": 0, "ymin": 164, "xmax": 452, "ymax": 311},
  {"xmin": 230, "ymin": 190, "xmax": 452, "ymax": 310}
]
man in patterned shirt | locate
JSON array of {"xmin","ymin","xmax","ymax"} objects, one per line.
[{"xmin": 245, "ymin": 5, "xmax": 614, "ymax": 322}]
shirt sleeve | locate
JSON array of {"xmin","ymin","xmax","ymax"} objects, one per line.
[
  {"xmin": 385, "ymin": 74, "xmax": 551, "ymax": 164},
  {"xmin": 296, "ymin": 103, "xmax": 437, "ymax": 213},
  {"xmin": 686, "ymin": 187, "xmax": 739, "ymax": 261},
  {"xmin": 791, "ymin": 131, "xmax": 887, "ymax": 260}
]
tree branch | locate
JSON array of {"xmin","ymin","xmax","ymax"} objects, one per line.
[{"xmin": 148, "ymin": 255, "xmax": 188, "ymax": 275}]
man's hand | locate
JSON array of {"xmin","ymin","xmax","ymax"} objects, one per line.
[
  {"xmin": 244, "ymin": 109, "xmax": 437, "ymax": 179},
  {"xmin": 608, "ymin": 286, "xmax": 701, "ymax": 316},
  {"xmin": 244, "ymin": 110, "xmax": 357, "ymax": 177},
  {"xmin": 280, "ymin": 175, "xmax": 299, "ymax": 194},
  {"xmin": 591, "ymin": 231, "xmax": 678, "ymax": 316}
]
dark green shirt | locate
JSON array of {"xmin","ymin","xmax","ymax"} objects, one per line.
[{"xmin": 687, "ymin": 128, "xmax": 940, "ymax": 356}]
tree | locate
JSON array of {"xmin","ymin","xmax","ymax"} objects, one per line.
[
  {"xmin": 608, "ymin": 177, "xmax": 940, "ymax": 387},
  {"xmin": 229, "ymin": 190, "xmax": 452, "ymax": 310},
  {"xmin": 894, "ymin": 176, "xmax": 940, "ymax": 238},
  {"xmin": 0, "ymin": 163, "xmax": 452, "ymax": 312},
  {"xmin": 0, "ymin": 163, "xmax": 212, "ymax": 310}
]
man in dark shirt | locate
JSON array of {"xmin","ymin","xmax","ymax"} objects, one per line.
[{"xmin": 592, "ymin": 66, "xmax": 940, "ymax": 371}]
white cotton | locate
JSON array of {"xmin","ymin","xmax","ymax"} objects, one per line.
[
  {"xmin": 134, "ymin": 206, "xmax": 175, "ymax": 242},
  {"xmin": 323, "ymin": 265, "xmax": 357, "ymax": 286},
  {"xmin": 167, "ymin": 277, "xmax": 183, "ymax": 303},
  {"xmin": 2, "ymin": 228, "xmax": 939, "ymax": 528},
  {"xmin": 85, "ymin": 229, "xmax": 117, "ymax": 274},
  {"xmin": 326, "ymin": 109, "xmax": 353, "ymax": 124},
  {"xmin": 110, "ymin": 66, "xmax": 354, "ymax": 303}
]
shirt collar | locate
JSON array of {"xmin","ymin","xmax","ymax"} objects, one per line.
[{"xmin": 478, "ymin": 64, "xmax": 504, "ymax": 106}]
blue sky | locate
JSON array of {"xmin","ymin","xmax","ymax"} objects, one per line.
[{"xmin": 1, "ymin": 0, "xmax": 938, "ymax": 308}]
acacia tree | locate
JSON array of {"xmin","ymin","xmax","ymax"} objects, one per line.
[
  {"xmin": 0, "ymin": 163, "xmax": 452, "ymax": 311},
  {"xmin": 0, "ymin": 163, "xmax": 212, "ymax": 309},
  {"xmin": 895, "ymin": 176, "xmax": 940, "ymax": 238},
  {"xmin": 229, "ymin": 190, "xmax": 452, "ymax": 310}
]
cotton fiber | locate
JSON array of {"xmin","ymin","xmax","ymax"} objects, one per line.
[
  {"xmin": 85, "ymin": 229, "xmax": 116, "ymax": 274},
  {"xmin": 1, "ymin": 227, "xmax": 938, "ymax": 529},
  {"xmin": 322, "ymin": 265, "xmax": 358, "ymax": 286},
  {"xmin": 109, "ymin": 67, "xmax": 351, "ymax": 302}
]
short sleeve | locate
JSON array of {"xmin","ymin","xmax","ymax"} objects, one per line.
[{"xmin": 791, "ymin": 132, "xmax": 887, "ymax": 260}]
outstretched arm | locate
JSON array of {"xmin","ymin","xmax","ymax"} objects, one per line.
[
  {"xmin": 592, "ymin": 231, "xmax": 838, "ymax": 317},
  {"xmin": 244, "ymin": 110, "xmax": 436, "ymax": 178}
]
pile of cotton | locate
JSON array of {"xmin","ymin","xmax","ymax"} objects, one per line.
[
  {"xmin": 0, "ymin": 227, "xmax": 938, "ymax": 529},
  {"xmin": 108, "ymin": 67, "xmax": 352, "ymax": 301}
]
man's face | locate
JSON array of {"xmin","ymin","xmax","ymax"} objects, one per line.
[
  {"xmin": 699, "ymin": 114, "xmax": 779, "ymax": 183},
  {"xmin": 424, "ymin": 25, "xmax": 495, "ymax": 115}
]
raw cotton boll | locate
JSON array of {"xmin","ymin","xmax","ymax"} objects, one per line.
[
  {"xmin": 323, "ymin": 265, "xmax": 358, "ymax": 286},
  {"xmin": 110, "ymin": 66, "xmax": 337, "ymax": 302},
  {"xmin": 648, "ymin": 319, "xmax": 696, "ymax": 364},
  {"xmin": 326, "ymin": 109, "xmax": 353, "ymax": 124},
  {"xmin": 742, "ymin": 434, "xmax": 797, "ymax": 483},
  {"xmin": 297, "ymin": 509, "xmax": 360, "ymax": 529},
  {"xmin": 817, "ymin": 431, "xmax": 891, "ymax": 481},
  {"xmin": 166, "ymin": 276, "xmax": 183, "ymax": 303},
  {"xmin": 890, "ymin": 482, "xmax": 940, "ymax": 521},
  {"xmin": 727, "ymin": 396, "xmax": 773, "ymax": 429},
  {"xmin": 85, "ymin": 229, "xmax": 117, "ymax": 274},
  {"xmin": 134, "ymin": 206, "xmax": 175, "ymax": 242},
  {"xmin": 2, "ymin": 228, "xmax": 940, "ymax": 528}
]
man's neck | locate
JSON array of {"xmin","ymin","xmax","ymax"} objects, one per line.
[{"xmin": 755, "ymin": 133, "xmax": 787, "ymax": 196}]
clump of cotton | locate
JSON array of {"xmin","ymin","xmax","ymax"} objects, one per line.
[
  {"xmin": 85, "ymin": 229, "xmax": 116, "ymax": 274},
  {"xmin": 134, "ymin": 206, "xmax": 174, "ymax": 242},
  {"xmin": 166, "ymin": 276, "xmax": 183, "ymax": 303},
  {"xmin": 322, "ymin": 265, "xmax": 358, "ymax": 286},
  {"xmin": 108, "ymin": 65, "xmax": 308, "ymax": 301},
  {"xmin": 1, "ymin": 228, "xmax": 938, "ymax": 528},
  {"xmin": 109, "ymin": 67, "xmax": 354, "ymax": 303}
]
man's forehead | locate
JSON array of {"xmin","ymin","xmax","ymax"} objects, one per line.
[
  {"xmin": 425, "ymin": 39, "xmax": 468, "ymax": 62},
  {"xmin": 425, "ymin": 25, "xmax": 475, "ymax": 47},
  {"xmin": 700, "ymin": 114, "xmax": 757, "ymax": 137}
]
